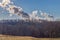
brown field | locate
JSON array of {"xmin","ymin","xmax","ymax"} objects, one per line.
[{"xmin": 0, "ymin": 34, "xmax": 60, "ymax": 40}]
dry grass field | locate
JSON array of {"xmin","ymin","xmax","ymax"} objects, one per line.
[{"xmin": 0, "ymin": 34, "xmax": 60, "ymax": 40}]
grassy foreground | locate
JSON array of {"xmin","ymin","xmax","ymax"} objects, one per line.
[{"xmin": 0, "ymin": 35, "xmax": 60, "ymax": 40}]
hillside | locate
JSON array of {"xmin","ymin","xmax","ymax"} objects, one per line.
[{"xmin": 0, "ymin": 20, "xmax": 60, "ymax": 38}]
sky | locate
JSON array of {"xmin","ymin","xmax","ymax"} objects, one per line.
[{"xmin": 0, "ymin": 0, "xmax": 60, "ymax": 20}]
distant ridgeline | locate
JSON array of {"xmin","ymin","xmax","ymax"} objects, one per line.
[{"xmin": 0, "ymin": 19, "xmax": 60, "ymax": 38}]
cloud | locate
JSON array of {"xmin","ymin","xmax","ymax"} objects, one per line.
[
  {"xmin": 32, "ymin": 10, "xmax": 38, "ymax": 17},
  {"xmin": 0, "ymin": 0, "xmax": 11, "ymax": 7},
  {"xmin": 29, "ymin": 10, "xmax": 40, "ymax": 20},
  {"xmin": 40, "ymin": 10, "xmax": 54, "ymax": 21},
  {"xmin": 40, "ymin": 10, "xmax": 48, "ymax": 17},
  {"xmin": 0, "ymin": 0, "xmax": 54, "ymax": 21},
  {"xmin": 0, "ymin": 0, "xmax": 29, "ymax": 18},
  {"xmin": 7, "ymin": 5, "xmax": 23, "ymax": 14},
  {"xmin": 6, "ymin": 5, "xmax": 30, "ymax": 18}
]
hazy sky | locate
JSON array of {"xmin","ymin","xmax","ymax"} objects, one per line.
[{"xmin": 0, "ymin": 0, "xmax": 60, "ymax": 20}]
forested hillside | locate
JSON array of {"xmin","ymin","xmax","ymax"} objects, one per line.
[{"xmin": 0, "ymin": 20, "xmax": 60, "ymax": 38}]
